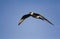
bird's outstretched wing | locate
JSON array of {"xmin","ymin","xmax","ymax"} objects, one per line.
[
  {"xmin": 39, "ymin": 14, "xmax": 54, "ymax": 25},
  {"xmin": 33, "ymin": 12, "xmax": 54, "ymax": 25},
  {"xmin": 18, "ymin": 14, "xmax": 31, "ymax": 25}
]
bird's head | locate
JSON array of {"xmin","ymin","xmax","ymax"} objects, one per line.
[{"xmin": 29, "ymin": 11, "xmax": 34, "ymax": 15}]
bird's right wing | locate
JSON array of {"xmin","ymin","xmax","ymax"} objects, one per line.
[{"xmin": 18, "ymin": 14, "xmax": 31, "ymax": 25}]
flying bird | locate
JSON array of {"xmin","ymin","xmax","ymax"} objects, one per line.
[{"xmin": 18, "ymin": 12, "xmax": 54, "ymax": 25}]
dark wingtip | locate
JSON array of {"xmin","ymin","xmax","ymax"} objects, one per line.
[
  {"xmin": 51, "ymin": 23, "xmax": 54, "ymax": 26},
  {"xmin": 51, "ymin": 23, "xmax": 54, "ymax": 25},
  {"xmin": 44, "ymin": 18, "xmax": 54, "ymax": 26},
  {"xmin": 18, "ymin": 23, "xmax": 21, "ymax": 26},
  {"xmin": 47, "ymin": 21, "xmax": 54, "ymax": 26}
]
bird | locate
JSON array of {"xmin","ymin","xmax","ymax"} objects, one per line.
[{"xmin": 18, "ymin": 12, "xmax": 54, "ymax": 25}]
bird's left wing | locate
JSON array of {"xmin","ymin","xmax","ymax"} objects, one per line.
[
  {"xmin": 18, "ymin": 14, "xmax": 31, "ymax": 25},
  {"xmin": 39, "ymin": 14, "xmax": 54, "ymax": 25}
]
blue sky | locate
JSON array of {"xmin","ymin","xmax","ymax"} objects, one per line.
[{"xmin": 0, "ymin": 0, "xmax": 60, "ymax": 39}]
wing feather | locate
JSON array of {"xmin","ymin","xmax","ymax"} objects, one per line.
[
  {"xmin": 33, "ymin": 13, "xmax": 54, "ymax": 25},
  {"xmin": 18, "ymin": 14, "xmax": 30, "ymax": 25},
  {"xmin": 39, "ymin": 14, "xmax": 54, "ymax": 25}
]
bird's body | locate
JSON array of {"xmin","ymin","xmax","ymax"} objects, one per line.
[{"xmin": 18, "ymin": 12, "xmax": 54, "ymax": 25}]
